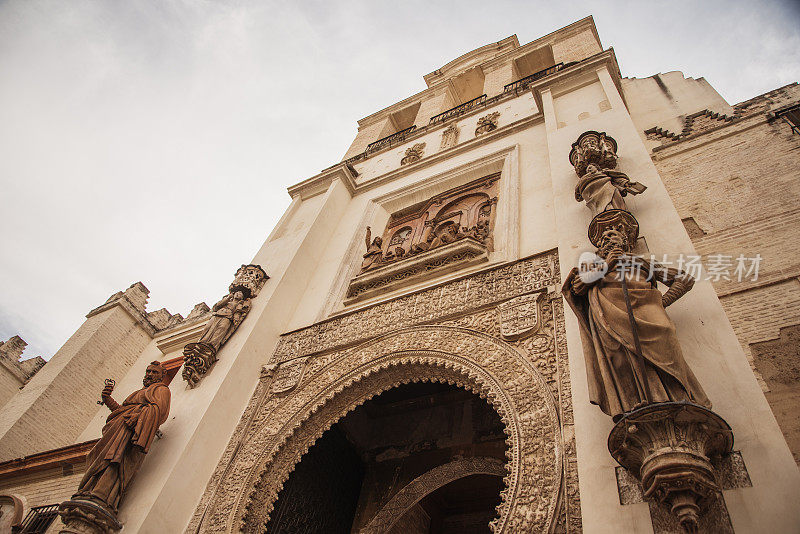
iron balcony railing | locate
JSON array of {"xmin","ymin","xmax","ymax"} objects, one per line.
[
  {"xmin": 777, "ymin": 104, "xmax": 800, "ymax": 135},
  {"xmin": 429, "ymin": 94, "xmax": 488, "ymax": 125},
  {"xmin": 503, "ymin": 62, "xmax": 565, "ymax": 93},
  {"xmin": 18, "ymin": 504, "xmax": 59, "ymax": 534},
  {"xmin": 365, "ymin": 125, "xmax": 417, "ymax": 154}
]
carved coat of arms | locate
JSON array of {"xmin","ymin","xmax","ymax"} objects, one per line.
[
  {"xmin": 498, "ymin": 292, "xmax": 543, "ymax": 340},
  {"xmin": 272, "ymin": 358, "xmax": 307, "ymax": 394}
]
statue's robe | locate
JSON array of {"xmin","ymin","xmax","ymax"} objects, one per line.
[
  {"xmin": 361, "ymin": 243, "xmax": 383, "ymax": 271},
  {"xmin": 575, "ymin": 169, "xmax": 646, "ymax": 215},
  {"xmin": 76, "ymin": 383, "xmax": 171, "ymax": 511},
  {"xmin": 562, "ymin": 259, "xmax": 709, "ymax": 420},
  {"xmin": 199, "ymin": 297, "xmax": 250, "ymax": 351}
]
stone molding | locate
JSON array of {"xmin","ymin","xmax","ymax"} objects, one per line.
[
  {"xmin": 0, "ymin": 439, "xmax": 98, "ymax": 481},
  {"xmin": 345, "ymin": 238, "xmax": 489, "ymax": 302},
  {"xmin": 275, "ymin": 251, "xmax": 558, "ymax": 363}
]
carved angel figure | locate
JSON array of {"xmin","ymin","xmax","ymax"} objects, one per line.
[
  {"xmin": 575, "ymin": 164, "xmax": 647, "ymax": 216},
  {"xmin": 361, "ymin": 226, "xmax": 384, "ymax": 272}
]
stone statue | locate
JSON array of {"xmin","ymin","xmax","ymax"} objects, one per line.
[
  {"xmin": 575, "ymin": 163, "xmax": 647, "ymax": 216},
  {"xmin": 59, "ymin": 362, "xmax": 171, "ymax": 533},
  {"xmin": 361, "ymin": 226, "xmax": 384, "ymax": 272},
  {"xmin": 183, "ymin": 264, "xmax": 268, "ymax": 387},
  {"xmin": 562, "ymin": 227, "xmax": 710, "ymax": 421},
  {"xmin": 198, "ymin": 290, "xmax": 251, "ymax": 352}
]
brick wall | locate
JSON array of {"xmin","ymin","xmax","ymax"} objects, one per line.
[
  {"xmin": 0, "ymin": 305, "xmax": 152, "ymax": 461},
  {"xmin": 651, "ymin": 85, "xmax": 800, "ymax": 463}
]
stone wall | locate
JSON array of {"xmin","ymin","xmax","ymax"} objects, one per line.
[{"xmin": 648, "ymin": 83, "xmax": 800, "ymax": 463}]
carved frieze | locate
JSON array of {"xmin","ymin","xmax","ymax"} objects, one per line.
[
  {"xmin": 346, "ymin": 237, "xmax": 489, "ymax": 302},
  {"xmin": 357, "ymin": 174, "xmax": 500, "ymax": 276},
  {"xmin": 276, "ymin": 251, "xmax": 558, "ymax": 363}
]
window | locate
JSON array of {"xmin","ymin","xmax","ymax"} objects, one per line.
[{"xmin": 18, "ymin": 504, "xmax": 59, "ymax": 534}]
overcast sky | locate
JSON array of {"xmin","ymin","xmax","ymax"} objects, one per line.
[{"xmin": 1, "ymin": 0, "xmax": 798, "ymax": 360}]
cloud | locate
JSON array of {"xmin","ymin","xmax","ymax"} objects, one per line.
[{"xmin": 0, "ymin": 0, "xmax": 797, "ymax": 357}]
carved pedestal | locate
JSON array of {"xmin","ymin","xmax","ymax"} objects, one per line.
[
  {"xmin": 608, "ymin": 402, "xmax": 733, "ymax": 533},
  {"xmin": 58, "ymin": 499, "xmax": 122, "ymax": 534},
  {"xmin": 182, "ymin": 342, "xmax": 218, "ymax": 388}
]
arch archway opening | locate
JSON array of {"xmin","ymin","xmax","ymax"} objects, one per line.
[{"xmin": 265, "ymin": 381, "xmax": 508, "ymax": 534}]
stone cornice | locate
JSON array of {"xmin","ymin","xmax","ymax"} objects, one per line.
[
  {"xmin": 528, "ymin": 48, "xmax": 622, "ymax": 111},
  {"xmin": 0, "ymin": 439, "xmax": 98, "ymax": 481},
  {"xmin": 286, "ymin": 163, "xmax": 357, "ymax": 200},
  {"xmin": 356, "ymin": 16, "xmax": 600, "ymax": 129},
  {"xmin": 155, "ymin": 318, "xmax": 210, "ymax": 355},
  {"xmin": 292, "ymin": 109, "xmax": 539, "ymax": 201}
]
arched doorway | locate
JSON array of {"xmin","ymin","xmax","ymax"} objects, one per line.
[
  {"xmin": 190, "ymin": 325, "xmax": 565, "ymax": 533},
  {"xmin": 266, "ymin": 382, "xmax": 508, "ymax": 533}
]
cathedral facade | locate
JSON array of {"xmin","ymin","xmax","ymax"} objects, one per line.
[{"xmin": 0, "ymin": 17, "xmax": 799, "ymax": 534}]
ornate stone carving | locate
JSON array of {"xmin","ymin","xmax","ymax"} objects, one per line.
[
  {"xmin": 498, "ymin": 292, "xmax": 543, "ymax": 340},
  {"xmin": 277, "ymin": 251, "xmax": 558, "ymax": 363},
  {"xmin": 60, "ymin": 362, "xmax": 170, "ymax": 533},
  {"xmin": 183, "ymin": 264, "xmax": 268, "ymax": 386},
  {"xmin": 440, "ymin": 124, "xmax": 459, "ymax": 150},
  {"xmin": 608, "ymin": 403, "xmax": 734, "ymax": 533},
  {"xmin": 358, "ymin": 175, "xmax": 500, "ymax": 277},
  {"xmin": 185, "ymin": 254, "xmax": 578, "ymax": 534},
  {"xmin": 475, "ymin": 112, "xmax": 500, "ymax": 135},
  {"xmin": 568, "ymin": 130, "xmax": 618, "ymax": 177},
  {"xmin": 271, "ymin": 358, "xmax": 307, "ymax": 394},
  {"xmin": 362, "ymin": 457, "xmax": 505, "ymax": 533},
  {"xmin": 400, "ymin": 142, "xmax": 425, "ymax": 165},
  {"xmin": 58, "ymin": 499, "xmax": 122, "ymax": 534},
  {"xmin": 346, "ymin": 238, "xmax": 489, "ymax": 302}
]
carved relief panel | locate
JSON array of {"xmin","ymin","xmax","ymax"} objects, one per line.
[
  {"xmin": 378, "ymin": 173, "xmax": 500, "ymax": 261},
  {"xmin": 347, "ymin": 174, "xmax": 502, "ymax": 301}
]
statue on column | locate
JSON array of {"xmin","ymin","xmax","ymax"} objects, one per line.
[
  {"xmin": 562, "ymin": 131, "xmax": 733, "ymax": 533},
  {"xmin": 183, "ymin": 264, "xmax": 268, "ymax": 387},
  {"xmin": 59, "ymin": 362, "xmax": 171, "ymax": 533},
  {"xmin": 562, "ymin": 222, "xmax": 710, "ymax": 421}
]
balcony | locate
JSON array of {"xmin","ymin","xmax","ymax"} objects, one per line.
[
  {"xmin": 503, "ymin": 62, "xmax": 566, "ymax": 94},
  {"xmin": 429, "ymin": 94, "xmax": 488, "ymax": 126},
  {"xmin": 365, "ymin": 125, "xmax": 417, "ymax": 154}
]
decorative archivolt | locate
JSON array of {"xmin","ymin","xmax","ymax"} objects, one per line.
[{"xmin": 188, "ymin": 325, "xmax": 563, "ymax": 533}]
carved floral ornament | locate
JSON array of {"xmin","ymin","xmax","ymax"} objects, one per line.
[
  {"xmin": 400, "ymin": 142, "xmax": 425, "ymax": 165},
  {"xmin": 475, "ymin": 111, "xmax": 500, "ymax": 136},
  {"xmin": 568, "ymin": 130, "xmax": 618, "ymax": 176}
]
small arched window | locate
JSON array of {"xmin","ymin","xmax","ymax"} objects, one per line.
[{"xmin": 388, "ymin": 226, "xmax": 412, "ymax": 247}]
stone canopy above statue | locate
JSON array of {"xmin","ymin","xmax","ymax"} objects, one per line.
[{"xmin": 347, "ymin": 174, "xmax": 499, "ymax": 302}]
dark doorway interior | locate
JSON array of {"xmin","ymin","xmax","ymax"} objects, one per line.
[{"xmin": 266, "ymin": 382, "xmax": 507, "ymax": 533}]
